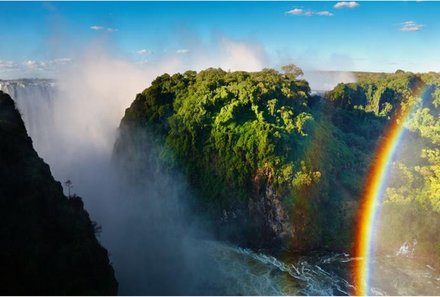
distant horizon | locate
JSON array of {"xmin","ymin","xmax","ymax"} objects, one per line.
[
  {"xmin": 1, "ymin": 68, "xmax": 429, "ymax": 93},
  {"xmin": 2, "ymin": 68, "xmax": 439, "ymax": 81}
]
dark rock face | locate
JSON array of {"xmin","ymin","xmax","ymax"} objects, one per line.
[
  {"xmin": 0, "ymin": 91, "xmax": 118, "ymax": 295},
  {"xmin": 249, "ymin": 165, "xmax": 293, "ymax": 249}
]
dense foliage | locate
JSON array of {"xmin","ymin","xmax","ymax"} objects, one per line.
[
  {"xmin": 115, "ymin": 67, "xmax": 440, "ymax": 263},
  {"xmin": 116, "ymin": 67, "xmax": 375, "ymax": 251},
  {"xmin": 0, "ymin": 91, "xmax": 118, "ymax": 295},
  {"xmin": 327, "ymin": 71, "xmax": 440, "ymax": 263}
]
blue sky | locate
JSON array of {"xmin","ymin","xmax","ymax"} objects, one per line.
[{"xmin": 0, "ymin": 1, "xmax": 439, "ymax": 78}]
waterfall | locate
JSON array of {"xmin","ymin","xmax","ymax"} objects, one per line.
[{"xmin": 0, "ymin": 79, "xmax": 57, "ymax": 152}]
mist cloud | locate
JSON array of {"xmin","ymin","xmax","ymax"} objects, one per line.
[
  {"xmin": 3, "ymin": 23, "xmax": 365, "ymax": 293},
  {"xmin": 18, "ymin": 34, "xmax": 270, "ymax": 294},
  {"xmin": 39, "ymin": 35, "xmax": 268, "ymax": 176},
  {"xmin": 303, "ymin": 70, "xmax": 356, "ymax": 91}
]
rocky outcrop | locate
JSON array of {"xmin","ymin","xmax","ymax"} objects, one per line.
[
  {"xmin": 0, "ymin": 91, "xmax": 118, "ymax": 295},
  {"xmin": 249, "ymin": 165, "xmax": 293, "ymax": 248}
]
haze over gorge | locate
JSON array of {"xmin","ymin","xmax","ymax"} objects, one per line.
[{"xmin": 2, "ymin": 1, "xmax": 440, "ymax": 296}]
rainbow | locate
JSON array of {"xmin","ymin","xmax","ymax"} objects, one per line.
[{"xmin": 353, "ymin": 81, "xmax": 427, "ymax": 295}]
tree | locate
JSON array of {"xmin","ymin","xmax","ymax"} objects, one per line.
[
  {"xmin": 64, "ymin": 180, "xmax": 73, "ymax": 197},
  {"xmin": 281, "ymin": 63, "xmax": 304, "ymax": 79}
]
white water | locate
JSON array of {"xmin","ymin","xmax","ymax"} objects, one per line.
[
  {"xmin": 0, "ymin": 79, "xmax": 57, "ymax": 151},
  {"xmin": 2, "ymin": 79, "xmax": 440, "ymax": 296},
  {"xmin": 395, "ymin": 240, "xmax": 417, "ymax": 257}
]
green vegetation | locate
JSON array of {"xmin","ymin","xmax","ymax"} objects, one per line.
[
  {"xmin": 327, "ymin": 71, "xmax": 440, "ymax": 263},
  {"xmin": 0, "ymin": 91, "xmax": 118, "ymax": 295},
  {"xmin": 116, "ymin": 66, "xmax": 376, "ymax": 251},
  {"xmin": 115, "ymin": 66, "xmax": 440, "ymax": 263}
]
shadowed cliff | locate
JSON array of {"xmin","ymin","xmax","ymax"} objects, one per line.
[{"xmin": 0, "ymin": 91, "xmax": 118, "ymax": 295}]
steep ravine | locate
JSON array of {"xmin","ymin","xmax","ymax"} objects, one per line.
[{"xmin": 0, "ymin": 91, "xmax": 118, "ymax": 295}]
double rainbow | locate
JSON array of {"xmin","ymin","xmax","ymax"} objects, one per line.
[{"xmin": 353, "ymin": 80, "xmax": 427, "ymax": 295}]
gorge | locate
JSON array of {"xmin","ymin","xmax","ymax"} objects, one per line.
[{"xmin": 2, "ymin": 68, "xmax": 440, "ymax": 295}]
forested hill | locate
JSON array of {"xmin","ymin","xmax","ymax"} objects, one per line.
[
  {"xmin": 0, "ymin": 91, "xmax": 118, "ymax": 295},
  {"xmin": 326, "ymin": 71, "xmax": 440, "ymax": 263},
  {"xmin": 114, "ymin": 67, "xmax": 440, "ymax": 262}
]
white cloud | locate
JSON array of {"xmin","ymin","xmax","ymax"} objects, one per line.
[
  {"xmin": 0, "ymin": 60, "xmax": 20, "ymax": 72},
  {"xmin": 316, "ymin": 11, "xmax": 334, "ymax": 16},
  {"xmin": 400, "ymin": 21, "xmax": 424, "ymax": 32},
  {"xmin": 51, "ymin": 58, "xmax": 72, "ymax": 64},
  {"xmin": 21, "ymin": 58, "xmax": 72, "ymax": 70},
  {"xmin": 136, "ymin": 49, "xmax": 152, "ymax": 56},
  {"xmin": 90, "ymin": 25, "xmax": 104, "ymax": 31},
  {"xmin": 287, "ymin": 8, "xmax": 305, "ymax": 15},
  {"xmin": 176, "ymin": 48, "xmax": 190, "ymax": 54},
  {"xmin": 0, "ymin": 58, "xmax": 72, "ymax": 78},
  {"xmin": 334, "ymin": 2, "xmax": 360, "ymax": 9},
  {"xmin": 286, "ymin": 8, "xmax": 333, "ymax": 16},
  {"xmin": 90, "ymin": 25, "xmax": 118, "ymax": 33}
]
